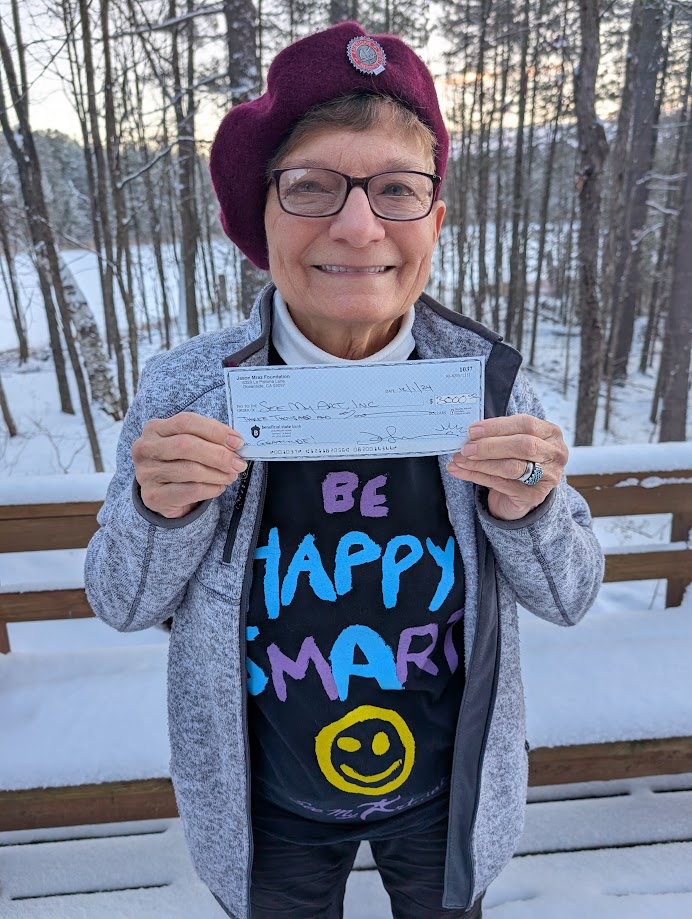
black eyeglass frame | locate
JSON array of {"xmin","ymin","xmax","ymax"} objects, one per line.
[{"xmin": 270, "ymin": 167, "xmax": 441, "ymax": 221}]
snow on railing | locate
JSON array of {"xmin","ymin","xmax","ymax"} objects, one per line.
[
  {"xmin": 0, "ymin": 474, "xmax": 111, "ymax": 506},
  {"xmin": 567, "ymin": 442, "xmax": 692, "ymax": 476},
  {"xmin": 0, "ymin": 443, "xmax": 689, "ymax": 506}
]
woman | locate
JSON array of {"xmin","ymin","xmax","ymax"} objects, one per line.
[{"xmin": 85, "ymin": 21, "xmax": 604, "ymax": 919}]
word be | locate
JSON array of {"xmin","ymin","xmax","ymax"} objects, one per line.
[{"xmin": 322, "ymin": 471, "xmax": 388, "ymax": 517}]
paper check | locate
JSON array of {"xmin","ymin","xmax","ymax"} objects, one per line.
[{"xmin": 224, "ymin": 357, "xmax": 485, "ymax": 461}]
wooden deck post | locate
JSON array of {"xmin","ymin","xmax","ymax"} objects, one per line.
[{"xmin": 667, "ymin": 511, "xmax": 692, "ymax": 608}]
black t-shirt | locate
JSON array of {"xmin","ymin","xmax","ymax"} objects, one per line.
[{"xmin": 247, "ymin": 355, "xmax": 466, "ymax": 842}]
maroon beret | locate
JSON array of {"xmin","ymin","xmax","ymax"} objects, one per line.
[{"xmin": 209, "ymin": 21, "xmax": 449, "ymax": 270}]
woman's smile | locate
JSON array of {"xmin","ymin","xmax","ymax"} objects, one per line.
[{"xmin": 316, "ymin": 264, "xmax": 392, "ymax": 274}]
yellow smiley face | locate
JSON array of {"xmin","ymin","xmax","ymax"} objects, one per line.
[{"xmin": 315, "ymin": 705, "xmax": 415, "ymax": 795}]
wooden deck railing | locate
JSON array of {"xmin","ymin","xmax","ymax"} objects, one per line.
[
  {"xmin": 2, "ymin": 463, "xmax": 690, "ymax": 654},
  {"xmin": 0, "ymin": 456, "xmax": 690, "ymax": 830}
]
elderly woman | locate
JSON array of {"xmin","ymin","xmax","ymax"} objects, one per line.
[{"xmin": 85, "ymin": 21, "xmax": 603, "ymax": 919}]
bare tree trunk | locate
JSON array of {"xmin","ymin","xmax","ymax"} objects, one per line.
[
  {"xmin": 573, "ymin": 0, "xmax": 609, "ymax": 446},
  {"xmin": 224, "ymin": 0, "xmax": 260, "ymax": 102},
  {"xmin": 171, "ymin": 0, "xmax": 199, "ymax": 338},
  {"xmin": 473, "ymin": 3, "xmax": 491, "ymax": 322},
  {"xmin": 493, "ymin": 31, "xmax": 510, "ymax": 331},
  {"xmin": 659, "ymin": 117, "xmax": 692, "ymax": 442},
  {"xmin": 0, "ymin": 209, "xmax": 28, "ymax": 362},
  {"xmin": 130, "ymin": 204, "xmax": 153, "ymax": 345},
  {"xmin": 453, "ymin": 83, "xmax": 469, "ymax": 312},
  {"xmin": 0, "ymin": 6, "xmax": 103, "ymax": 470},
  {"xmin": 330, "ymin": 1, "xmax": 359, "ymax": 24},
  {"xmin": 561, "ymin": 173, "xmax": 579, "ymax": 398},
  {"xmin": 609, "ymin": 0, "xmax": 664, "ymax": 385},
  {"xmin": 218, "ymin": 273, "xmax": 228, "ymax": 320},
  {"xmin": 505, "ymin": 0, "xmax": 530, "ymax": 344},
  {"xmin": 530, "ymin": 56, "xmax": 566, "ymax": 367},
  {"xmin": 517, "ymin": 0, "xmax": 548, "ymax": 351},
  {"xmin": 641, "ymin": 35, "xmax": 691, "ymax": 374},
  {"xmin": 223, "ymin": 0, "xmax": 266, "ymax": 311},
  {"xmin": 637, "ymin": 9, "xmax": 673, "ymax": 373},
  {"xmin": 0, "ymin": 14, "xmax": 72, "ymax": 414},
  {"xmin": 453, "ymin": 9, "xmax": 474, "ymax": 312},
  {"xmin": 131, "ymin": 65, "xmax": 172, "ymax": 350},
  {"xmin": 101, "ymin": 0, "xmax": 138, "ymax": 390},
  {"xmin": 0, "ymin": 371, "xmax": 17, "ymax": 436},
  {"xmin": 161, "ymin": 114, "xmax": 179, "ymax": 273},
  {"xmin": 600, "ymin": 0, "xmax": 643, "ymax": 348},
  {"xmin": 77, "ymin": 0, "xmax": 127, "ymax": 415},
  {"xmin": 197, "ymin": 157, "xmax": 218, "ymax": 307}
]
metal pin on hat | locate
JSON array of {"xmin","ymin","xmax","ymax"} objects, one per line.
[{"xmin": 347, "ymin": 37, "xmax": 386, "ymax": 76}]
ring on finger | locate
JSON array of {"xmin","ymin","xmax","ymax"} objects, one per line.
[
  {"xmin": 517, "ymin": 461, "xmax": 544, "ymax": 487},
  {"xmin": 516, "ymin": 461, "xmax": 535, "ymax": 483}
]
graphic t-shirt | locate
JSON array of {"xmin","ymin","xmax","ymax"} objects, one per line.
[{"xmin": 246, "ymin": 445, "xmax": 466, "ymax": 840}]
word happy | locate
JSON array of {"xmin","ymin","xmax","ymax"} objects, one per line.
[{"xmin": 247, "ymin": 469, "xmax": 464, "ymax": 703}]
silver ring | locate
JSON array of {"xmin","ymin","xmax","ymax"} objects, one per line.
[
  {"xmin": 516, "ymin": 461, "xmax": 535, "ymax": 484},
  {"xmin": 524, "ymin": 462, "xmax": 544, "ymax": 487}
]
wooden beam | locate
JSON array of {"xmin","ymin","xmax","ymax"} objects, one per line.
[
  {"xmin": 0, "ymin": 502, "xmax": 103, "ymax": 520},
  {"xmin": 668, "ymin": 512, "xmax": 692, "ymax": 607},
  {"xmin": 603, "ymin": 546, "xmax": 692, "ymax": 582},
  {"xmin": 0, "ymin": 589, "xmax": 94, "ymax": 622},
  {"xmin": 578, "ymin": 483, "xmax": 692, "ymax": 518},
  {"xmin": 529, "ymin": 736, "xmax": 692, "ymax": 785},
  {"xmin": 0, "ymin": 517, "xmax": 100, "ymax": 553},
  {"xmin": 0, "ymin": 779, "xmax": 178, "ymax": 832},
  {"xmin": 2, "ymin": 738, "xmax": 691, "ymax": 831},
  {"xmin": 0, "ymin": 620, "xmax": 9, "ymax": 654},
  {"xmin": 0, "ymin": 553, "xmax": 688, "ymax": 629}
]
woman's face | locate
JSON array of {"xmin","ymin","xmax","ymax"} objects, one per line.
[{"xmin": 264, "ymin": 124, "xmax": 446, "ymax": 350}]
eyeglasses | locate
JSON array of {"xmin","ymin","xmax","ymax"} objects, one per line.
[{"xmin": 271, "ymin": 167, "xmax": 440, "ymax": 221}]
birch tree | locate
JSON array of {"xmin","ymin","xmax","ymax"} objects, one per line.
[
  {"xmin": 0, "ymin": 2, "xmax": 104, "ymax": 469},
  {"xmin": 59, "ymin": 260, "xmax": 122, "ymax": 420}
]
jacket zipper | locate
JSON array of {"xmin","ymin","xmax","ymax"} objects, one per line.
[
  {"xmin": 232, "ymin": 461, "xmax": 268, "ymax": 918},
  {"xmin": 222, "ymin": 461, "xmax": 254, "ymax": 565}
]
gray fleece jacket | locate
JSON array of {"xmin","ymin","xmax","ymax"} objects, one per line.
[{"xmin": 85, "ymin": 285, "xmax": 604, "ymax": 916}]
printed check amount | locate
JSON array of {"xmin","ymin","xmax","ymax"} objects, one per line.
[{"xmin": 224, "ymin": 357, "xmax": 485, "ymax": 461}]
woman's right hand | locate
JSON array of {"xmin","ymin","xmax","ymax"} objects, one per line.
[{"xmin": 131, "ymin": 412, "xmax": 246, "ymax": 518}]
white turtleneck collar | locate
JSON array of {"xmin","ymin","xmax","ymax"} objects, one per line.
[{"xmin": 271, "ymin": 289, "xmax": 416, "ymax": 366}]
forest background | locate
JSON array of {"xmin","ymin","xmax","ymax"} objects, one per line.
[{"xmin": 0, "ymin": 0, "xmax": 690, "ymax": 475}]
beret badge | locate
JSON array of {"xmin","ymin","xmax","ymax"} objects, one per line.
[{"xmin": 347, "ymin": 36, "xmax": 386, "ymax": 75}]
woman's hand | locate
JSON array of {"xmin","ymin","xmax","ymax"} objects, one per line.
[
  {"xmin": 131, "ymin": 412, "xmax": 246, "ymax": 519},
  {"xmin": 446, "ymin": 414, "xmax": 569, "ymax": 521}
]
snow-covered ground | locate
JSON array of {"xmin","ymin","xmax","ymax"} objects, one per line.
[{"xmin": 2, "ymin": 773, "xmax": 692, "ymax": 917}]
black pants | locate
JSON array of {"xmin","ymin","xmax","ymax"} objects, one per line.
[{"xmin": 212, "ymin": 813, "xmax": 484, "ymax": 919}]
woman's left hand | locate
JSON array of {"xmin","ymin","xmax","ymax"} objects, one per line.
[{"xmin": 446, "ymin": 414, "xmax": 569, "ymax": 521}]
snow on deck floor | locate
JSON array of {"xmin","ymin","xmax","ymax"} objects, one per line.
[{"xmin": 1, "ymin": 773, "xmax": 691, "ymax": 918}]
